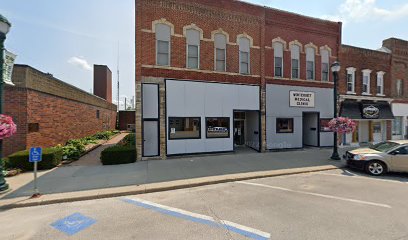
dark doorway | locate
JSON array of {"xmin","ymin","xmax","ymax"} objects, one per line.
[{"xmin": 302, "ymin": 112, "xmax": 320, "ymax": 147}]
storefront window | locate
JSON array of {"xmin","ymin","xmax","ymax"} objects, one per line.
[
  {"xmin": 320, "ymin": 119, "xmax": 332, "ymax": 132},
  {"xmin": 206, "ymin": 117, "xmax": 230, "ymax": 138},
  {"xmin": 169, "ymin": 117, "xmax": 201, "ymax": 139},
  {"xmin": 393, "ymin": 117, "xmax": 403, "ymax": 135},
  {"xmin": 276, "ymin": 118, "xmax": 294, "ymax": 133}
]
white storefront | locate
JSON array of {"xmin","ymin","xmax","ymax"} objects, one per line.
[
  {"xmin": 392, "ymin": 103, "xmax": 408, "ymax": 140},
  {"xmin": 165, "ymin": 80, "xmax": 260, "ymax": 155},
  {"xmin": 266, "ymin": 84, "xmax": 334, "ymax": 150}
]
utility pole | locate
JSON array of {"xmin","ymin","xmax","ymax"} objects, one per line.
[{"xmin": 125, "ymin": 97, "xmax": 127, "ymax": 110}]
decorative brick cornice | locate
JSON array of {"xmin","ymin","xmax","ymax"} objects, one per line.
[{"xmin": 143, "ymin": 0, "xmax": 260, "ymax": 25}]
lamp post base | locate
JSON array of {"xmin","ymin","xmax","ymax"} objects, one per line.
[{"xmin": 330, "ymin": 152, "xmax": 341, "ymax": 160}]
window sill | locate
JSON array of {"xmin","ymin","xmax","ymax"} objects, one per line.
[
  {"xmin": 346, "ymin": 92, "xmax": 356, "ymax": 95},
  {"xmin": 362, "ymin": 93, "xmax": 372, "ymax": 96},
  {"xmin": 376, "ymin": 94, "xmax": 386, "ymax": 97}
]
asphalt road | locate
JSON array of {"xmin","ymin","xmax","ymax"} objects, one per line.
[{"xmin": 1, "ymin": 168, "xmax": 408, "ymax": 240}]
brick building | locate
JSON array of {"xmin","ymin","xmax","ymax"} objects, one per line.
[
  {"xmin": 338, "ymin": 45, "xmax": 393, "ymax": 146},
  {"xmin": 382, "ymin": 38, "xmax": 408, "ymax": 140},
  {"xmin": 3, "ymin": 64, "xmax": 117, "ymax": 156},
  {"xmin": 135, "ymin": 0, "xmax": 341, "ymax": 160}
]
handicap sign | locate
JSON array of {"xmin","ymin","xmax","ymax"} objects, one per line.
[
  {"xmin": 51, "ymin": 213, "xmax": 96, "ymax": 236},
  {"xmin": 29, "ymin": 147, "xmax": 42, "ymax": 162}
]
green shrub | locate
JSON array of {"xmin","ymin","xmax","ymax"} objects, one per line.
[
  {"xmin": 120, "ymin": 133, "xmax": 136, "ymax": 147},
  {"xmin": 100, "ymin": 145, "xmax": 136, "ymax": 165},
  {"xmin": 7, "ymin": 147, "xmax": 63, "ymax": 171},
  {"xmin": 63, "ymin": 139, "xmax": 86, "ymax": 160}
]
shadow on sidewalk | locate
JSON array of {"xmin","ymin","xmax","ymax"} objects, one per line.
[{"xmin": 1, "ymin": 148, "xmax": 347, "ymax": 200}]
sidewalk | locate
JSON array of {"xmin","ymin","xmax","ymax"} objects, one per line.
[
  {"xmin": 0, "ymin": 147, "xmax": 349, "ymax": 208},
  {"xmin": 68, "ymin": 132, "xmax": 129, "ymax": 166}
]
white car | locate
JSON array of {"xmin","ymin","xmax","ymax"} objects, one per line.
[{"xmin": 343, "ymin": 140, "xmax": 408, "ymax": 176}]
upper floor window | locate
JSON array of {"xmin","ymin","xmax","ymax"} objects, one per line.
[
  {"xmin": 362, "ymin": 69, "xmax": 372, "ymax": 95},
  {"xmin": 290, "ymin": 44, "xmax": 300, "ymax": 79},
  {"xmin": 238, "ymin": 37, "xmax": 250, "ymax": 74},
  {"xmin": 273, "ymin": 42, "xmax": 284, "ymax": 77},
  {"xmin": 397, "ymin": 79, "xmax": 403, "ymax": 97},
  {"xmin": 321, "ymin": 49, "xmax": 329, "ymax": 81},
  {"xmin": 155, "ymin": 23, "xmax": 171, "ymax": 66},
  {"xmin": 306, "ymin": 47, "xmax": 315, "ymax": 80},
  {"xmin": 346, "ymin": 67, "xmax": 356, "ymax": 94},
  {"xmin": 214, "ymin": 33, "xmax": 227, "ymax": 72},
  {"xmin": 376, "ymin": 71, "xmax": 385, "ymax": 95},
  {"xmin": 186, "ymin": 29, "xmax": 200, "ymax": 69}
]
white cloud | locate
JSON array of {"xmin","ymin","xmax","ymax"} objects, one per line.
[
  {"xmin": 67, "ymin": 56, "xmax": 92, "ymax": 71},
  {"xmin": 322, "ymin": 0, "xmax": 408, "ymax": 24}
]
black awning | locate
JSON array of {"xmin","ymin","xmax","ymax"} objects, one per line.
[{"xmin": 340, "ymin": 100, "xmax": 394, "ymax": 120}]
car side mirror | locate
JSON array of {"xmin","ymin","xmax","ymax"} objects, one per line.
[{"xmin": 391, "ymin": 150, "xmax": 400, "ymax": 155}]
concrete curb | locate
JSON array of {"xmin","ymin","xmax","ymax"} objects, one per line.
[{"xmin": 0, "ymin": 165, "xmax": 339, "ymax": 210}]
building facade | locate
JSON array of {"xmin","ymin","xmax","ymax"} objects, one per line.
[
  {"xmin": 3, "ymin": 64, "xmax": 117, "ymax": 156},
  {"xmin": 338, "ymin": 45, "xmax": 394, "ymax": 146},
  {"xmin": 382, "ymin": 38, "xmax": 408, "ymax": 140},
  {"xmin": 135, "ymin": 0, "xmax": 341, "ymax": 160}
]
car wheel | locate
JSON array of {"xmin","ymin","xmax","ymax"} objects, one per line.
[{"xmin": 365, "ymin": 161, "xmax": 386, "ymax": 176}]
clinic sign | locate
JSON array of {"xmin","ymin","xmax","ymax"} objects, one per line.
[
  {"xmin": 3, "ymin": 49, "xmax": 17, "ymax": 85},
  {"xmin": 289, "ymin": 91, "xmax": 315, "ymax": 108}
]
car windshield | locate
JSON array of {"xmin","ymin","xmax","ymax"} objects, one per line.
[{"xmin": 370, "ymin": 141, "xmax": 400, "ymax": 152}]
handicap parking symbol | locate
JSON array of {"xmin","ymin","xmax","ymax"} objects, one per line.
[
  {"xmin": 29, "ymin": 147, "xmax": 42, "ymax": 163},
  {"xmin": 51, "ymin": 213, "xmax": 96, "ymax": 236}
]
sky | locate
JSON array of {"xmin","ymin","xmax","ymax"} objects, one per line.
[{"xmin": 1, "ymin": 0, "xmax": 408, "ymax": 110}]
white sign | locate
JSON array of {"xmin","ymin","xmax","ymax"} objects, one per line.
[
  {"xmin": 289, "ymin": 91, "xmax": 315, "ymax": 108},
  {"xmin": 171, "ymin": 128, "xmax": 176, "ymax": 134},
  {"xmin": 3, "ymin": 49, "xmax": 17, "ymax": 85}
]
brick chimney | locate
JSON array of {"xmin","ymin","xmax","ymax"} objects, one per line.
[{"xmin": 93, "ymin": 65, "xmax": 112, "ymax": 103}]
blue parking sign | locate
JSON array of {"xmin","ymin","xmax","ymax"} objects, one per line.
[{"xmin": 29, "ymin": 147, "xmax": 42, "ymax": 162}]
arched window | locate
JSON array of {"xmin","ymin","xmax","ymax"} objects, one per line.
[
  {"xmin": 306, "ymin": 47, "xmax": 315, "ymax": 80},
  {"xmin": 186, "ymin": 29, "xmax": 200, "ymax": 69},
  {"xmin": 155, "ymin": 23, "xmax": 171, "ymax": 66},
  {"xmin": 273, "ymin": 42, "xmax": 284, "ymax": 77},
  {"xmin": 214, "ymin": 33, "xmax": 227, "ymax": 72},
  {"xmin": 290, "ymin": 44, "xmax": 300, "ymax": 79},
  {"xmin": 321, "ymin": 49, "xmax": 329, "ymax": 81},
  {"xmin": 238, "ymin": 37, "xmax": 250, "ymax": 74}
]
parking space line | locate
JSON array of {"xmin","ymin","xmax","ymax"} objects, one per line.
[
  {"xmin": 237, "ymin": 181, "xmax": 392, "ymax": 209},
  {"xmin": 315, "ymin": 172, "xmax": 408, "ymax": 185},
  {"xmin": 122, "ymin": 197, "xmax": 271, "ymax": 240}
]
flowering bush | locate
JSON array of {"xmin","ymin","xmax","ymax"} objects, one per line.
[
  {"xmin": 0, "ymin": 114, "xmax": 17, "ymax": 140},
  {"xmin": 328, "ymin": 117, "xmax": 356, "ymax": 134}
]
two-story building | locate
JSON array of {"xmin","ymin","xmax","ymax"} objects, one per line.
[
  {"xmin": 382, "ymin": 38, "xmax": 408, "ymax": 140},
  {"xmin": 135, "ymin": 0, "xmax": 341, "ymax": 160},
  {"xmin": 338, "ymin": 45, "xmax": 393, "ymax": 146}
]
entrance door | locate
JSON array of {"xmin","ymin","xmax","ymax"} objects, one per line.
[
  {"xmin": 372, "ymin": 121, "xmax": 383, "ymax": 143},
  {"xmin": 142, "ymin": 84, "xmax": 159, "ymax": 157},
  {"xmin": 143, "ymin": 121, "xmax": 159, "ymax": 157},
  {"xmin": 234, "ymin": 120, "xmax": 245, "ymax": 145},
  {"xmin": 303, "ymin": 112, "xmax": 319, "ymax": 147},
  {"xmin": 359, "ymin": 121, "xmax": 369, "ymax": 143}
]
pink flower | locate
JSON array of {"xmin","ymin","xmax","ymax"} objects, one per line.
[
  {"xmin": 0, "ymin": 114, "xmax": 17, "ymax": 139},
  {"xmin": 328, "ymin": 117, "xmax": 356, "ymax": 134}
]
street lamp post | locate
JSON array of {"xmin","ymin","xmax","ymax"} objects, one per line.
[
  {"xmin": 0, "ymin": 14, "xmax": 11, "ymax": 192},
  {"xmin": 330, "ymin": 61, "xmax": 341, "ymax": 160}
]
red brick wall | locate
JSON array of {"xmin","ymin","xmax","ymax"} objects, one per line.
[
  {"xmin": 137, "ymin": 0, "xmax": 341, "ymax": 86},
  {"xmin": 25, "ymin": 89, "xmax": 117, "ymax": 150},
  {"xmin": 338, "ymin": 45, "xmax": 392, "ymax": 97},
  {"xmin": 93, "ymin": 65, "xmax": 112, "ymax": 103},
  {"xmin": 118, "ymin": 111, "xmax": 136, "ymax": 130},
  {"xmin": 3, "ymin": 86, "xmax": 28, "ymax": 156},
  {"xmin": 382, "ymin": 38, "xmax": 408, "ymax": 99}
]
